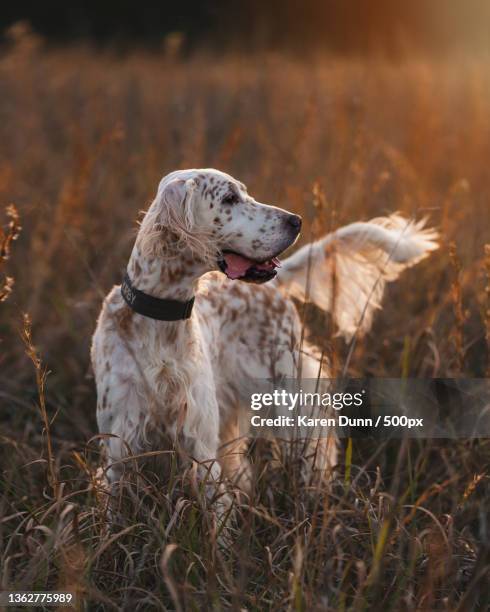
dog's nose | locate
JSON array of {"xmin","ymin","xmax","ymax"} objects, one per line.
[{"xmin": 287, "ymin": 214, "xmax": 302, "ymax": 231}]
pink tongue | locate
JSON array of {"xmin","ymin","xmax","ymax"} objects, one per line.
[
  {"xmin": 223, "ymin": 253, "xmax": 280, "ymax": 279},
  {"xmin": 223, "ymin": 253, "xmax": 253, "ymax": 279}
]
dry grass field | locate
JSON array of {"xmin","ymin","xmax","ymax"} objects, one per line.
[{"xmin": 1, "ymin": 31, "xmax": 489, "ymax": 610}]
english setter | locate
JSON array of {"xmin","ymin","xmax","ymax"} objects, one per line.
[{"xmin": 91, "ymin": 168, "xmax": 438, "ymax": 495}]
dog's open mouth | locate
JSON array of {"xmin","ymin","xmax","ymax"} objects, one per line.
[{"xmin": 218, "ymin": 250, "xmax": 282, "ymax": 283}]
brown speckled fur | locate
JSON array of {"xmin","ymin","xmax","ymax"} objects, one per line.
[{"xmin": 91, "ymin": 168, "xmax": 438, "ymax": 500}]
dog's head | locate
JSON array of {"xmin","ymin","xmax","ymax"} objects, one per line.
[{"xmin": 142, "ymin": 168, "xmax": 301, "ymax": 283}]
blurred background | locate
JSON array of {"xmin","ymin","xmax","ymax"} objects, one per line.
[{"xmin": 2, "ymin": 0, "xmax": 490, "ymax": 57}]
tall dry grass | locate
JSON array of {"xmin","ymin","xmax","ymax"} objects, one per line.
[
  {"xmin": 0, "ymin": 204, "xmax": 21, "ymax": 303},
  {"xmin": 0, "ymin": 32, "xmax": 489, "ymax": 610}
]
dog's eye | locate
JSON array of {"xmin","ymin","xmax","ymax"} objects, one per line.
[{"xmin": 222, "ymin": 193, "xmax": 238, "ymax": 206}]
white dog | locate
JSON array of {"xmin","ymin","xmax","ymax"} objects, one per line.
[{"xmin": 91, "ymin": 168, "xmax": 438, "ymax": 493}]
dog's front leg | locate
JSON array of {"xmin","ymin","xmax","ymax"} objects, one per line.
[
  {"xmin": 181, "ymin": 392, "xmax": 232, "ymax": 527},
  {"xmin": 218, "ymin": 412, "xmax": 252, "ymax": 496}
]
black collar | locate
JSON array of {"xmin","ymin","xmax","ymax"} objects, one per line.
[{"xmin": 121, "ymin": 273, "xmax": 195, "ymax": 321}]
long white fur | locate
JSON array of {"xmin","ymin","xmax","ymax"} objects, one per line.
[
  {"xmin": 278, "ymin": 214, "xmax": 439, "ymax": 339},
  {"xmin": 91, "ymin": 168, "xmax": 438, "ymax": 505}
]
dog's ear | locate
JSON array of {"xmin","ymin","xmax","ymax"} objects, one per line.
[
  {"xmin": 138, "ymin": 176, "xmax": 207, "ymax": 258},
  {"xmin": 159, "ymin": 177, "xmax": 197, "ymax": 234}
]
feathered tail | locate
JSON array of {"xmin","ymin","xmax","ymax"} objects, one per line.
[{"xmin": 276, "ymin": 214, "xmax": 439, "ymax": 339}]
